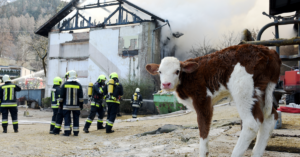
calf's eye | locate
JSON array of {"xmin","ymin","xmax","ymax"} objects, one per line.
[{"xmin": 175, "ymin": 70, "xmax": 180, "ymax": 75}]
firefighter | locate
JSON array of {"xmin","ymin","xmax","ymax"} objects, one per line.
[
  {"xmin": 103, "ymin": 72, "xmax": 123, "ymax": 133},
  {"xmin": 83, "ymin": 75, "xmax": 107, "ymax": 133},
  {"xmin": 0, "ymin": 75, "xmax": 21, "ymax": 133},
  {"xmin": 131, "ymin": 88, "xmax": 143, "ymax": 118},
  {"xmin": 59, "ymin": 70, "xmax": 84, "ymax": 136},
  {"xmin": 53, "ymin": 71, "xmax": 70, "ymax": 135},
  {"xmin": 49, "ymin": 77, "xmax": 62, "ymax": 134}
]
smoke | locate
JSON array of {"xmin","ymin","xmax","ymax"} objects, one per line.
[{"xmin": 64, "ymin": 0, "xmax": 298, "ymax": 60}]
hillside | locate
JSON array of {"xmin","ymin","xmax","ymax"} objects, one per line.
[{"xmin": 0, "ymin": 0, "xmax": 67, "ymax": 71}]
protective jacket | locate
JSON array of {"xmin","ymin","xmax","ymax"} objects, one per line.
[
  {"xmin": 60, "ymin": 81, "xmax": 84, "ymax": 110},
  {"xmin": 131, "ymin": 92, "xmax": 143, "ymax": 108},
  {"xmin": 0, "ymin": 82, "xmax": 21, "ymax": 107},
  {"xmin": 91, "ymin": 82, "xmax": 105, "ymax": 106},
  {"xmin": 103, "ymin": 80, "xmax": 123, "ymax": 104},
  {"xmin": 51, "ymin": 85, "xmax": 61, "ymax": 109}
]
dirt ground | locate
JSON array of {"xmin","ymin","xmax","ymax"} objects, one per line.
[{"xmin": 0, "ymin": 104, "xmax": 300, "ymax": 157}]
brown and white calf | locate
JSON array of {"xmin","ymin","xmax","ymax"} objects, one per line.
[{"xmin": 146, "ymin": 44, "xmax": 281, "ymax": 157}]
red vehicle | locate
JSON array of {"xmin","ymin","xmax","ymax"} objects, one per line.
[{"xmin": 24, "ymin": 78, "xmax": 44, "ymax": 89}]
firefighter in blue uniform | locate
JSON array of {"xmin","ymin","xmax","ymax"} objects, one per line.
[
  {"xmin": 83, "ymin": 75, "xmax": 107, "ymax": 133},
  {"xmin": 131, "ymin": 88, "xmax": 143, "ymax": 118},
  {"xmin": 0, "ymin": 75, "xmax": 21, "ymax": 133},
  {"xmin": 59, "ymin": 70, "xmax": 84, "ymax": 136},
  {"xmin": 49, "ymin": 77, "xmax": 62, "ymax": 134},
  {"xmin": 103, "ymin": 72, "xmax": 123, "ymax": 133}
]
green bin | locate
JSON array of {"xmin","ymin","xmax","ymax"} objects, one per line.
[{"xmin": 153, "ymin": 94, "xmax": 187, "ymax": 114}]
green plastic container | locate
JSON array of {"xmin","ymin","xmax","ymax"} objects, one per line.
[{"xmin": 153, "ymin": 94, "xmax": 187, "ymax": 114}]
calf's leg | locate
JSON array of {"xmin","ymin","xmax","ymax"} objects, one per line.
[{"xmin": 194, "ymin": 96, "xmax": 213, "ymax": 157}]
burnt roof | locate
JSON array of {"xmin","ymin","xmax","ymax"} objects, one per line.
[
  {"xmin": 34, "ymin": 0, "xmax": 79, "ymax": 37},
  {"xmin": 35, "ymin": 0, "xmax": 165, "ymax": 38},
  {"xmin": 269, "ymin": 0, "xmax": 300, "ymax": 15}
]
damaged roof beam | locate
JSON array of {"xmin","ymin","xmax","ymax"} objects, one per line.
[
  {"xmin": 77, "ymin": 2, "xmax": 120, "ymax": 10},
  {"xmin": 117, "ymin": 0, "xmax": 165, "ymax": 22}
]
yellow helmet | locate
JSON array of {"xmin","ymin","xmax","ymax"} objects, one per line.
[
  {"xmin": 109, "ymin": 72, "xmax": 118, "ymax": 79},
  {"xmin": 53, "ymin": 77, "xmax": 62, "ymax": 85},
  {"xmin": 97, "ymin": 75, "xmax": 107, "ymax": 83},
  {"xmin": 65, "ymin": 71, "xmax": 70, "ymax": 79}
]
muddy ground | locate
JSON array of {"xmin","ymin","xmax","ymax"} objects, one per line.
[{"xmin": 0, "ymin": 104, "xmax": 300, "ymax": 157}]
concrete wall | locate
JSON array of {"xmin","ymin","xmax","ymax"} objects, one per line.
[
  {"xmin": 21, "ymin": 67, "xmax": 32, "ymax": 76},
  {"xmin": 46, "ymin": 22, "xmax": 161, "ymax": 98}
]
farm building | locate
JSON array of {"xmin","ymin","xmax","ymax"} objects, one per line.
[{"xmin": 35, "ymin": 0, "xmax": 170, "ymax": 97}]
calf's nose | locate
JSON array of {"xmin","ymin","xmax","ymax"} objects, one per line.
[{"xmin": 162, "ymin": 82, "xmax": 171, "ymax": 88}]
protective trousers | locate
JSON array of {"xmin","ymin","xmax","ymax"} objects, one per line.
[
  {"xmin": 50, "ymin": 108, "xmax": 58, "ymax": 131},
  {"xmin": 106, "ymin": 102, "xmax": 119, "ymax": 132},
  {"xmin": 53, "ymin": 109, "xmax": 73, "ymax": 134},
  {"xmin": 63, "ymin": 110, "xmax": 80, "ymax": 135},
  {"xmin": 132, "ymin": 107, "xmax": 139, "ymax": 118},
  {"xmin": 1, "ymin": 107, "xmax": 18, "ymax": 131},
  {"xmin": 84, "ymin": 104, "xmax": 104, "ymax": 130}
]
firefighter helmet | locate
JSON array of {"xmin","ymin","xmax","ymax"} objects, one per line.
[
  {"xmin": 109, "ymin": 72, "xmax": 118, "ymax": 79},
  {"xmin": 135, "ymin": 88, "xmax": 140, "ymax": 92},
  {"xmin": 2, "ymin": 75, "xmax": 11, "ymax": 83},
  {"xmin": 97, "ymin": 75, "xmax": 107, "ymax": 83},
  {"xmin": 53, "ymin": 77, "xmax": 62, "ymax": 85},
  {"xmin": 68, "ymin": 70, "xmax": 77, "ymax": 79}
]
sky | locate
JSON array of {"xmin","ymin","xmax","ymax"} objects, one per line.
[{"xmin": 63, "ymin": 0, "xmax": 298, "ymax": 59}]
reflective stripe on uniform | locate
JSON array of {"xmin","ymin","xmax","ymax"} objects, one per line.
[
  {"xmin": 79, "ymin": 98, "xmax": 84, "ymax": 102},
  {"xmin": 97, "ymin": 118, "xmax": 103, "ymax": 123},
  {"xmin": 51, "ymin": 121, "xmax": 56, "ymax": 125},
  {"xmin": 73, "ymin": 88, "xmax": 77, "ymax": 105},
  {"xmin": 1, "ymin": 103, "xmax": 17, "ymax": 107},
  {"xmin": 64, "ymin": 85, "xmax": 80, "ymax": 89},
  {"xmin": 10, "ymin": 87, "xmax": 14, "ymax": 100},
  {"xmin": 55, "ymin": 124, "xmax": 61, "ymax": 128},
  {"xmin": 52, "ymin": 91, "xmax": 55, "ymax": 102},
  {"xmin": 2, "ymin": 119, "xmax": 8, "ymax": 124},
  {"xmin": 51, "ymin": 104, "xmax": 59, "ymax": 108},
  {"xmin": 86, "ymin": 118, "xmax": 92, "ymax": 123},
  {"xmin": 4, "ymin": 88, "xmax": 7, "ymax": 100},
  {"xmin": 106, "ymin": 100, "xmax": 120, "ymax": 104},
  {"xmin": 73, "ymin": 127, "xmax": 79, "ymax": 131},
  {"xmin": 13, "ymin": 120, "xmax": 18, "ymax": 124},
  {"xmin": 64, "ymin": 126, "xmax": 71, "ymax": 130},
  {"xmin": 67, "ymin": 88, "xmax": 71, "ymax": 105},
  {"xmin": 106, "ymin": 120, "xmax": 113, "ymax": 126},
  {"xmin": 91, "ymin": 102, "xmax": 100, "ymax": 107},
  {"xmin": 63, "ymin": 106, "xmax": 80, "ymax": 110},
  {"xmin": 2, "ymin": 85, "xmax": 16, "ymax": 88}
]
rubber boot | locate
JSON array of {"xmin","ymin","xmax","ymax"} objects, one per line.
[
  {"xmin": 83, "ymin": 122, "xmax": 91, "ymax": 133},
  {"xmin": 106, "ymin": 125, "xmax": 114, "ymax": 133},
  {"xmin": 62, "ymin": 132, "xmax": 70, "ymax": 136},
  {"xmin": 83, "ymin": 128, "xmax": 89, "ymax": 133},
  {"xmin": 97, "ymin": 122, "xmax": 105, "ymax": 130},
  {"xmin": 13, "ymin": 124, "xmax": 18, "ymax": 133},
  {"xmin": 74, "ymin": 132, "xmax": 79, "ymax": 136},
  {"xmin": 2, "ymin": 126, "xmax": 7, "ymax": 133}
]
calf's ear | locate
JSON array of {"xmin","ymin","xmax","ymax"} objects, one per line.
[
  {"xmin": 180, "ymin": 61, "xmax": 198, "ymax": 73},
  {"xmin": 146, "ymin": 64, "xmax": 160, "ymax": 75}
]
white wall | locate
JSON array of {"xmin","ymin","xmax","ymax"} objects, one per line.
[{"xmin": 46, "ymin": 24, "xmax": 149, "ymax": 98}]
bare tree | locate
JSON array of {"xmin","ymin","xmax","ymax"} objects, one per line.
[
  {"xmin": 218, "ymin": 31, "xmax": 239, "ymax": 50},
  {"xmin": 250, "ymin": 28, "xmax": 260, "ymax": 41},
  {"xmin": 189, "ymin": 38, "xmax": 216, "ymax": 58},
  {"xmin": 28, "ymin": 35, "xmax": 48, "ymax": 76}
]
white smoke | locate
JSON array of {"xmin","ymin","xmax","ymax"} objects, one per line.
[{"xmin": 63, "ymin": 0, "xmax": 298, "ymax": 60}]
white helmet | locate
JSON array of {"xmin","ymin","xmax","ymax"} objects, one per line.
[
  {"xmin": 68, "ymin": 70, "xmax": 77, "ymax": 80},
  {"xmin": 135, "ymin": 88, "xmax": 140, "ymax": 93},
  {"xmin": 3, "ymin": 75, "xmax": 11, "ymax": 83}
]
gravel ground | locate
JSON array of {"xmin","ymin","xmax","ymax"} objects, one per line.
[{"xmin": 0, "ymin": 104, "xmax": 299, "ymax": 157}]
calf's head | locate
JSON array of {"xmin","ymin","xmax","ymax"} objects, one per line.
[{"xmin": 146, "ymin": 57, "xmax": 198, "ymax": 91}]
